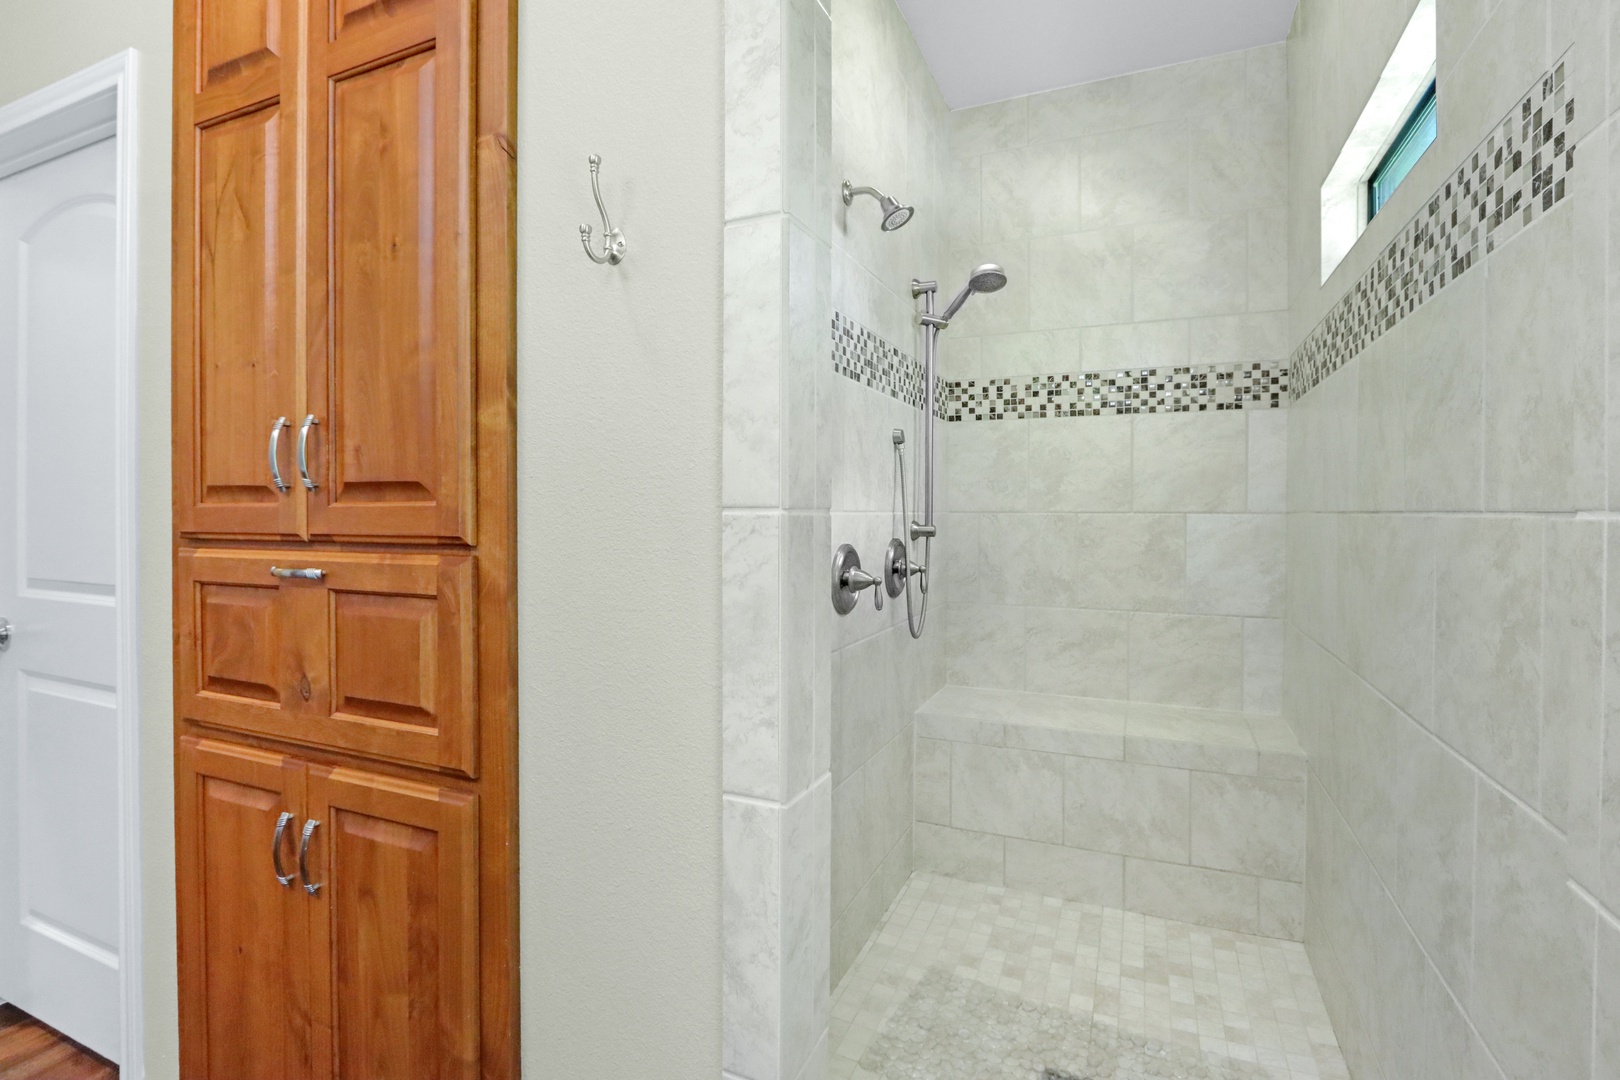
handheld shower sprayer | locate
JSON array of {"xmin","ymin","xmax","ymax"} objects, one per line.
[
  {"xmin": 834, "ymin": 263, "xmax": 1011, "ymax": 633},
  {"xmin": 894, "ymin": 263, "xmax": 1010, "ymax": 639}
]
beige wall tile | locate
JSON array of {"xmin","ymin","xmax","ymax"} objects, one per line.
[
  {"xmin": 830, "ymin": 826, "xmax": 911, "ymax": 989},
  {"xmin": 950, "ymin": 743, "xmax": 1065, "ymax": 843},
  {"xmin": 1257, "ymin": 879, "xmax": 1304, "ymax": 940},
  {"xmin": 1063, "ymin": 757, "xmax": 1192, "ymax": 862},
  {"xmin": 1394, "ymin": 721, "xmax": 1476, "ymax": 998},
  {"xmin": 952, "ymin": 96, "xmax": 1028, "ymax": 156},
  {"xmin": 1127, "ymin": 709, "xmax": 1259, "ymax": 774},
  {"xmin": 1132, "ymin": 216, "xmax": 1250, "ymax": 321},
  {"xmin": 1128, "ymin": 612, "xmax": 1246, "ymax": 710},
  {"xmin": 1186, "ymin": 514, "xmax": 1285, "ymax": 617},
  {"xmin": 944, "ymin": 420, "xmax": 1029, "ymax": 513},
  {"xmin": 1027, "ymin": 417, "xmax": 1133, "ymax": 512},
  {"xmin": 1079, "ymin": 121, "xmax": 1190, "ymax": 230},
  {"xmin": 1029, "ymin": 228, "xmax": 1135, "ymax": 329},
  {"xmin": 1071, "ymin": 513, "xmax": 1188, "ymax": 611},
  {"xmin": 1433, "ymin": 515, "xmax": 1543, "ymax": 800},
  {"xmin": 1484, "ymin": 206, "xmax": 1599, "ymax": 512},
  {"xmin": 1246, "ymin": 409, "xmax": 1289, "ymax": 513},
  {"xmin": 1189, "ymin": 772, "xmax": 1304, "ymax": 881},
  {"xmin": 914, "ymin": 736, "xmax": 952, "ymax": 826},
  {"xmin": 913, "ymin": 822, "xmax": 1004, "ymax": 884},
  {"xmin": 1080, "ymin": 320, "xmax": 1191, "ymax": 370},
  {"xmin": 1472, "ymin": 784, "xmax": 1595, "ymax": 1080},
  {"xmin": 979, "ymin": 328, "xmax": 1081, "ymax": 378},
  {"xmin": 1243, "ymin": 617, "xmax": 1285, "ymax": 716},
  {"xmin": 1188, "ymin": 105, "xmax": 1288, "ymax": 218},
  {"xmin": 1004, "ymin": 839, "xmax": 1126, "ymax": 907},
  {"xmin": 1132, "ymin": 412, "xmax": 1248, "ymax": 512},
  {"xmin": 1022, "ymin": 607, "xmax": 1131, "ymax": 700},
  {"xmin": 1124, "ymin": 858, "xmax": 1259, "ymax": 934}
]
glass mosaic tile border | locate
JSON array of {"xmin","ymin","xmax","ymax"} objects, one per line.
[
  {"xmin": 831, "ymin": 311, "xmax": 944, "ymax": 414},
  {"xmin": 832, "ymin": 312, "xmax": 1287, "ymax": 421},
  {"xmin": 946, "ymin": 362, "xmax": 1287, "ymax": 420},
  {"xmin": 1292, "ymin": 54, "xmax": 1576, "ymax": 400}
]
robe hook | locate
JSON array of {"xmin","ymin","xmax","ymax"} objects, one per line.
[{"xmin": 580, "ymin": 154, "xmax": 628, "ymax": 266}]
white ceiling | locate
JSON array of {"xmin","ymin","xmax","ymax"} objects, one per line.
[{"xmin": 894, "ymin": 0, "xmax": 1301, "ymax": 110}]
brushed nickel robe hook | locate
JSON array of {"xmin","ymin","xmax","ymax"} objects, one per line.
[{"xmin": 580, "ymin": 154, "xmax": 627, "ymax": 265}]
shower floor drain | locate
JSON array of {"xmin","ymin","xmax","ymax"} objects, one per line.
[{"xmin": 860, "ymin": 968, "xmax": 1269, "ymax": 1080}]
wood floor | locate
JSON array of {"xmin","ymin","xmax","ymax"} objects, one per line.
[{"xmin": 0, "ymin": 1005, "xmax": 116, "ymax": 1079}]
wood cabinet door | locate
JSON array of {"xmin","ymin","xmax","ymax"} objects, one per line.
[
  {"xmin": 176, "ymin": 737, "xmax": 312, "ymax": 1080},
  {"xmin": 178, "ymin": 548, "xmax": 479, "ymax": 774},
  {"xmin": 175, "ymin": 0, "xmax": 303, "ymax": 538},
  {"xmin": 303, "ymin": 0, "xmax": 476, "ymax": 542},
  {"xmin": 303, "ymin": 765, "xmax": 479, "ymax": 1080}
]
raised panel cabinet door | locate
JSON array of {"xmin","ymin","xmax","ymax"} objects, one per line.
[
  {"xmin": 178, "ymin": 548, "xmax": 479, "ymax": 774},
  {"xmin": 303, "ymin": 0, "xmax": 476, "ymax": 542},
  {"xmin": 303, "ymin": 765, "xmax": 479, "ymax": 1080},
  {"xmin": 177, "ymin": 548, "xmax": 299, "ymax": 734},
  {"xmin": 176, "ymin": 737, "xmax": 312, "ymax": 1080},
  {"xmin": 175, "ymin": 0, "xmax": 304, "ymax": 538}
]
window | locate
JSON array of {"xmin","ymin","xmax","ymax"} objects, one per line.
[
  {"xmin": 1318, "ymin": 0, "xmax": 1436, "ymax": 282},
  {"xmin": 1368, "ymin": 81, "xmax": 1437, "ymax": 220}
]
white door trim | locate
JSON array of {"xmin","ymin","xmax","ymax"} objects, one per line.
[{"xmin": 0, "ymin": 50, "xmax": 142, "ymax": 1076}]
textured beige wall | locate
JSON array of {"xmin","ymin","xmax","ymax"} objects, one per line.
[
  {"xmin": 1286, "ymin": 0, "xmax": 1617, "ymax": 1077},
  {"xmin": 516, "ymin": 1, "xmax": 724, "ymax": 1077},
  {"xmin": 0, "ymin": 6, "xmax": 177, "ymax": 1077}
]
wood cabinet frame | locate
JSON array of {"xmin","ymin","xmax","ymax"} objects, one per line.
[{"xmin": 172, "ymin": 0, "xmax": 517, "ymax": 1075}]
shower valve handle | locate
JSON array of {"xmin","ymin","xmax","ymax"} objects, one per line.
[{"xmin": 843, "ymin": 567, "xmax": 883, "ymax": 611}]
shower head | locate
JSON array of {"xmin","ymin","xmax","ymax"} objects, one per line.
[
  {"xmin": 968, "ymin": 263, "xmax": 1008, "ymax": 292},
  {"xmin": 939, "ymin": 263, "xmax": 1010, "ymax": 322},
  {"xmin": 843, "ymin": 180, "xmax": 915, "ymax": 232}
]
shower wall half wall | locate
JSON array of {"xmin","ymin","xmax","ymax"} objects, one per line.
[{"xmin": 721, "ymin": 0, "xmax": 957, "ymax": 1074}]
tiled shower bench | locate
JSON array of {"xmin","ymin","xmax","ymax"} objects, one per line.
[{"xmin": 913, "ymin": 685, "xmax": 1306, "ymax": 940}]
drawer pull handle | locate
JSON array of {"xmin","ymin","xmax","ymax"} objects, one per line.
[
  {"xmin": 268, "ymin": 417, "xmax": 291, "ymax": 494},
  {"xmin": 271, "ymin": 812, "xmax": 296, "ymax": 887},
  {"xmin": 299, "ymin": 819, "xmax": 322, "ymax": 895},
  {"xmin": 270, "ymin": 566, "xmax": 325, "ymax": 581}
]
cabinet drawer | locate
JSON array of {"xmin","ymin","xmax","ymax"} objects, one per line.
[{"xmin": 179, "ymin": 549, "xmax": 478, "ymax": 775}]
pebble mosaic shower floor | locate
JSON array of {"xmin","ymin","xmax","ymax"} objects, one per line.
[{"xmin": 831, "ymin": 874, "xmax": 1348, "ymax": 1080}]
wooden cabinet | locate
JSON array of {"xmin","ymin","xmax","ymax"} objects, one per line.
[
  {"xmin": 305, "ymin": 0, "xmax": 476, "ymax": 544},
  {"xmin": 173, "ymin": 0, "xmax": 513, "ymax": 1073},
  {"xmin": 178, "ymin": 548, "xmax": 478, "ymax": 774},
  {"xmin": 175, "ymin": 0, "xmax": 302, "ymax": 539},
  {"xmin": 177, "ymin": 0, "xmax": 476, "ymax": 544},
  {"xmin": 178, "ymin": 739, "xmax": 480, "ymax": 1080},
  {"xmin": 305, "ymin": 766, "xmax": 479, "ymax": 1080},
  {"xmin": 176, "ymin": 739, "xmax": 312, "ymax": 1080}
]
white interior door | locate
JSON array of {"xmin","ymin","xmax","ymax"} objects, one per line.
[{"xmin": 0, "ymin": 135, "xmax": 122, "ymax": 1062}]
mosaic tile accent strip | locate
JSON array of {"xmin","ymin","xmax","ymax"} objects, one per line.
[
  {"xmin": 1292, "ymin": 55, "xmax": 1576, "ymax": 400},
  {"xmin": 831, "ymin": 873, "xmax": 1348, "ymax": 1080},
  {"xmin": 946, "ymin": 363, "xmax": 1287, "ymax": 421},
  {"xmin": 833, "ymin": 313, "xmax": 1287, "ymax": 420},
  {"xmin": 832, "ymin": 312, "xmax": 944, "ymax": 415}
]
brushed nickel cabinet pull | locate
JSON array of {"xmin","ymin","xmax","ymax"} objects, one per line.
[
  {"xmin": 269, "ymin": 566, "xmax": 325, "ymax": 581},
  {"xmin": 297, "ymin": 414, "xmax": 319, "ymax": 491},
  {"xmin": 271, "ymin": 812, "xmax": 296, "ymax": 887},
  {"xmin": 298, "ymin": 819, "xmax": 322, "ymax": 895},
  {"xmin": 268, "ymin": 417, "xmax": 291, "ymax": 494}
]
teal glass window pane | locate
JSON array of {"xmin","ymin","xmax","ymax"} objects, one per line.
[{"xmin": 1369, "ymin": 81, "xmax": 1437, "ymax": 220}]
